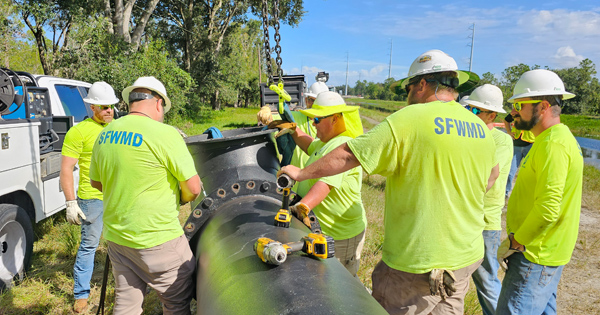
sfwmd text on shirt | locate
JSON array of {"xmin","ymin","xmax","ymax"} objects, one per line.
[
  {"xmin": 97, "ymin": 130, "xmax": 143, "ymax": 147},
  {"xmin": 434, "ymin": 117, "xmax": 487, "ymax": 138}
]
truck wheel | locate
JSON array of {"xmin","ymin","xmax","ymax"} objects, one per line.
[{"xmin": 0, "ymin": 204, "xmax": 34, "ymax": 291}]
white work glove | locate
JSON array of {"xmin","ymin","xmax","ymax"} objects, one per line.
[
  {"xmin": 497, "ymin": 233, "xmax": 525, "ymax": 271},
  {"xmin": 66, "ymin": 200, "xmax": 86, "ymax": 225},
  {"xmin": 429, "ymin": 269, "xmax": 457, "ymax": 300},
  {"xmin": 257, "ymin": 106, "xmax": 274, "ymax": 126}
]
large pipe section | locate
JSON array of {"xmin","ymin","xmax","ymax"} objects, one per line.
[{"xmin": 184, "ymin": 127, "xmax": 387, "ymax": 314}]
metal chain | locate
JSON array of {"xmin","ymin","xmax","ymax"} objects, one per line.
[
  {"xmin": 272, "ymin": 2, "xmax": 283, "ymax": 83},
  {"xmin": 261, "ymin": 0, "xmax": 274, "ymax": 85}
]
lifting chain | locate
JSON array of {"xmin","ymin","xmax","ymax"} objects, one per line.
[{"xmin": 261, "ymin": 0, "xmax": 283, "ymax": 86}]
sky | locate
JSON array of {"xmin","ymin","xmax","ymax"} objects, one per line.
[{"xmin": 269, "ymin": 0, "xmax": 600, "ymax": 88}]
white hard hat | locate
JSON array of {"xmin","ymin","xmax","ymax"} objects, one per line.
[
  {"xmin": 464, "ymin": 84, "xmax": 506, "ymax": 113},
  {"xmin": 508, "ymin": 69, "xmax": 575, "ymax": 103},
  {"xmin": 458, "ymin": 95, "xmax": 470, "ymax": 106},
  {"xmin": 122, "ymin": 76, "xmax": 172, "ymax": 113},
  {"xmin": 390, "ymin": 49, "xmax": 479, "ymax": 92},
  {"xmin": 305, "ymin": 82, "xmax": 329, "ymax": 99},
  {"xmin": 83, "ymin": 81, "xmax": 119, "ymax": 105}
]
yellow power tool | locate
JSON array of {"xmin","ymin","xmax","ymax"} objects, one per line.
[
  {"xmin": 274, "ymin": 174, "xmax": 295, "ymax": 228},
  {"xmin": 254, "ymin": 233, "xmax": 335, "ymax": 265}
]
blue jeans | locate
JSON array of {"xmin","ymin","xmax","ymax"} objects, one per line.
[
  {"xmin": 497, "ymin": 252, "xmax": 564, "ymax": 315},
  {"xmin": 73, "ymin": 198, "xmax": 103, "ymax": 299},
  {"xmin": 471, "ymin": 230, "xmax": 502, "ymax": 315},
  {"xmin": 505, "ymin": 144, "xmax": 532, "ymax": 197}
]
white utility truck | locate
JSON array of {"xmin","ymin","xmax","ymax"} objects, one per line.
[{"xmin": 0, "ymin": 68, "xmax": 95, "ymax": 290}]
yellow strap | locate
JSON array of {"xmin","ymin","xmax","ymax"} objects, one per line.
[{"xmin": 269, "ymin": 82, "xmax": 291, "ymax": 114}]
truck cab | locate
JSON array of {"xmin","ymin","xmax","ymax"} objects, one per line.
[{"xmin": 0, "ymin": 69, "xmax": 94, "ymax": 290}]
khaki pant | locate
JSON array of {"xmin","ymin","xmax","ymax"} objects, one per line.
[
  {"xmin": 107, "ymin": 235, "xmax": 196, "ymax": 315},
  {"xmin": 372, "ymin": 259, "xmax": 482, "ymax": 315},
  {"xmin": 334, "ymin": 229, "xmax": 366, "ymax": 277}
]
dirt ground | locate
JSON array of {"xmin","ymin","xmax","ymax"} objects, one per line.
[{"xmin": 558, "ymin": 206, "xmax": 600, "ymax": 313}]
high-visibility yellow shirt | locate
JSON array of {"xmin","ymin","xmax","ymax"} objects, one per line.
[
  {"xmin": 483, "ymin": 128, "xmax": 513, "ymax": 230},
  {"xmin": 290, "ymin": 111, "xmax": 316, "ymax": 170},
  {"xmin": 297, "ymin": 135, "xmax": 366, "ymax": 240},
  {"xmin": 508, "ymin": 123, "xmax": 583, "ymax": 266},
  {"xmin": 61, "ymin": 118, "xmax": 108, "ymax": 200},
  {"xmin": 89, "ymin": 115, "xmax": 198, "ymax": 249},
  {"xmin": 347, "ymin": 100, "xmax": 497, "ymax": 274}
]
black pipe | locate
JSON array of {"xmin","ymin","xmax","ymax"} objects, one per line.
[{"xmin": 185, "ymin": 127, "xmax": 387, "ymax": 314}]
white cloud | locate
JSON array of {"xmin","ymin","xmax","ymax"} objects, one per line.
[{"xmin": 552, "ymin": 46, "xmax": 584, "ymax": 68}]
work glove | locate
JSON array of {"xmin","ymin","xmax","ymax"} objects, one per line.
[
  {"xmin": 497, "ymin": 233, "xmax": 525, "ymax": 271},
  {"xmin": 290, "ymin": 202, "xmax": 312, "ymax": 227},
  {"xmin": 66, "ymin": 200, "xmax": 86, "ymax": 225},
  {"xmin": 429, "ymin": 269, "xmax": 457, "ymax": 300},
  {"xmin": 268, "ymin": 120, "xmax": 297, "ymax": 138},
  {"xmin": 257, "ymin": 106, "xmax": 273, "ymax": 126}
]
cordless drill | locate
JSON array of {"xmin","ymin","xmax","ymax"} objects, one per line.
[
  {"xmin": 254, "ymin": 233, "xmax": 335, "ymax": 265},
  {"xmin": 274, "ymin": 174, "xmax": 295, "ymax": 228}
]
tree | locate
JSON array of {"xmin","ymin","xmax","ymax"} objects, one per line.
[
  {"xmin": 104, "ymin": 0, "xmax": 161, "ymax": 51},
  {"xmin": 554, "ymin": 59, "xmax": 600, "ymax": 114},
  {"xmin": 153, "ymin": 0, "xmax": 304, "ymax": 110}
]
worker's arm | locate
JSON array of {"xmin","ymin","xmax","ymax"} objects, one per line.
[
  {"xmin": 90, "ymin": 179, "xmax": 103, "ymax": 192},
  {"xmin": 60, "ymin": 155, "xmax": 78, "ymax": 201},
  {"xmin": 487, "ymin": 163, "xmax": 500, "ymax": 192},
  {"xmin": 281, "ymin": 143, "xmax": 360, "ymax": 182},
  {"xmin": 180, "ymin": 174, "xmax": 202, "ymax": 204},
  {"xmin": 299, "ymin": 181, "xmax": 331, "ymax": 209},
  {"xmin": 291, "ymin": 127, "xmax": 314, "ymax": 155}
]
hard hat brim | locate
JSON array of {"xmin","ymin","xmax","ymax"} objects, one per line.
[
  {"xmin": 507, "ymin": 91, "xmax": 576, "ymax": 103},
  {"xmin": 299, "ymin": 104, "xmax": 359, "ymax": 118},
  {"xmin": 390, "ymin": 70, "xmax": 479, "ymax": 94},
  {"xmin": 83, "ymin": 96, "xmax": 119, "ymax": 106},
  {"xmin": 464, "ymin": 99, "xmax": 506, "ymax": 113},
  {"xmin": 122, "ymin": 85, "xmax": 172, "ymax": 113}
]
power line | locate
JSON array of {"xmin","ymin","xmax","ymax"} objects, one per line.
[
  {"xmin": 468, "ymin": 23, "xmax": 475, "ymax": 72},
  {"xmin": 388, "ymin": 39, "xmax": 393, "ymax": 79},
  {"xmin": 345, "ymin": 52, "xmax": 349, "ymax": 96}
]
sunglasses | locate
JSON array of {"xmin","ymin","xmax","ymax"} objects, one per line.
[
  {"xmin": 96, "ymin": 105, "xmax": 114, "ymax": 110},
  {"xmin": 513, "ymin": 100, "xmax": 543, "ymax": 112},
  {"xmin": 465, "ymin": 105, "xmax": 494, "ymax": 115},
  {"xmin": 313, "ymin": 114, "xmax": 334, "ymax": 124}
]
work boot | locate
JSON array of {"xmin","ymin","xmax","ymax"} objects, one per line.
[{"xmin": 73, "ymin": 298, "xmax": 88, "ymax": 313}]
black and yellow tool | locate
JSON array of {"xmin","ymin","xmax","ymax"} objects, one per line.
[
  {"xmin": 254, "ymin": 233, "xmax": 335, "ymax": 265},
  {"xmin": 274, "ymin": 174, "xmax": 295, "ymax": 228}
]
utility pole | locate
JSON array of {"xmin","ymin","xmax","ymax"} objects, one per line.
[
  {"xmin": 468, "ymin": 23, "xmax": 475, "ymax": 72},
  {"xmin": 345, "ymin": 52, "xmax": 349, "ymax": 96},
  {"xmin": 388, "ymin": 39, "xmax": 393, "ymax": 79},
  {"xmin": 258, "ymin": 46, "xmax": 262, "ymax": 85}
]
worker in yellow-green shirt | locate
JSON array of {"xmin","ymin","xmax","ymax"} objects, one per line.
[
  {"xmin": 89, "ymin": 76, "xmax": 202, "ymax": 315},
  {"xmin": 272, "ymin": 91, "xmax": 366, "ymax": 277},
  {"xmin": 461, "ymin": 84, "xmax": 513, "ymax": 315},
  {"xmin": 504, "ymin": 114, "xmax": 535, "ymax": 198},
  {"xmin": 496, "ymin": 70, "xmax": 583, "ymax": 314},
  {"xmin": 281, "ymin": 50, "xmax": 500, "ymax": 315},
  {"xmin": 59, "ymin": 81, "xmax": 119, "ymax": 314}
]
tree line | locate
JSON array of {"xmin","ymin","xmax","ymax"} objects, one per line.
[
  {"xmin": 337, "ymin": 59, "xmax": 600, "ymax": 115},
  {"xmin": 1, "ymin": 0, "xmax": 304, "ymax": 122}
]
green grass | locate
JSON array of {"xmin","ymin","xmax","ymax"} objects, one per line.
[
  {"xmin": 169, "ymin": 106, "xmax": 261, "ymax": 136},
  {"xmin": 561, "ymin": 115, "xmax": 600, "ymax": 140},
  {"xmin": 346, "ymin": 98, "xmax": 407, "ymax": 110}
]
